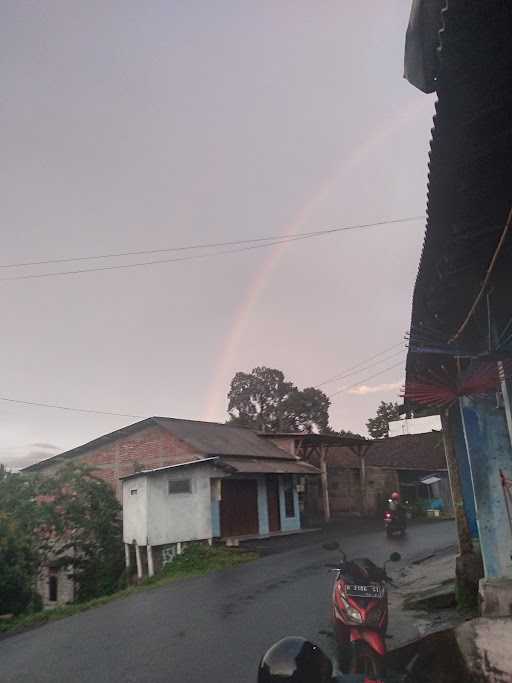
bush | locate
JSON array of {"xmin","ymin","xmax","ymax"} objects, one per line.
[{"xmin": 0, "ymin": 513, "xmax": 38, "ymax": 615}]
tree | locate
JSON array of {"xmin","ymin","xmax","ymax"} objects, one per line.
[
  {"xmin": 366, "ymin": 401, "xmax": 401, "ymax": 439},
  {"xmin": 337, "ymin": 429, "xmax": 367, "ymax": 440},
  {"xmin": 37, "ymin": 465, "xmax": 125, "ymax": 602},
  {"xmin": 0, "ymin": 513, "xmax": 39, "ymax": 614},
  {"xmin": 0, "ymin": 465, "xmax": 41, "ymax": 614},
  {"xmin": 227, "ymin": 366, "xmax": 330, "ymax": 433}
]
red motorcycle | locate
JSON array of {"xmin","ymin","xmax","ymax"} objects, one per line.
[
  {"xmin": 325, "ymin": 544, "xmax": 401, "ymax": 678},
  {"xmin": 384, "ymin": 509, "xmax": 406, "ymax": 537}
]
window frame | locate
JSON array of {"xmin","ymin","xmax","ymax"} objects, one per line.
[
  {"xmin": 283, "ymin": 476, "xmax": 295, "ymax": 518},
  {"xmin": 168, "ymin": 478, "xmax": 192, "ymax": 495}
]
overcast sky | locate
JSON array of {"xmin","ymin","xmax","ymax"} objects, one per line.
[{"xmin": 1, "ymin": 1, "xmax": 435, "ymax": 468}]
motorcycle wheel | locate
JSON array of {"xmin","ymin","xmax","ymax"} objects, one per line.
[
  {"xmin": 386, "ymin": 526, "xmax": 393, "ymax": 538},
  {"xmin": 349, "ymin": 641, "xmax": 385, "ymax": 678}
]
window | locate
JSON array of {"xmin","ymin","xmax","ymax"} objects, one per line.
[
  {"xmin": 49, "ymin": 573, "xmax": 58, "ymax": 602},
  {"xmin": 130, "ymin": 489, "xmax": 138, "ymax": 496},
  {"xmin": 283, "ymin": 476, "xmax": 295, "ymax": 517},
  {"xmin": 168, "ymin": 479, "xmax": 192, "ymax": 495}
]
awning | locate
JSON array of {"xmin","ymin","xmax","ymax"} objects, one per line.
[
  {"xmin": 420, "ymin": 475, "xmax": 441, "ymax": 486},
  {"xmin": 120, "ymin": 455, "xmax": 320, "ymax": 480},
  {"xmin": 218, "ymin": 457, "xmax": 320, "ymax": 476}
]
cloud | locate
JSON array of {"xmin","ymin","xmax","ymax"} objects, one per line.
[
  {"xmin": 30, "ymin": 442, "xmax": 60, "ymax": 451},
  {"xmin": 348, "ymin": 382, "xmax": 401, "ymax": 396},
  {"xmin": 0, "ymin": 443, "xmax": 61, "ymax": 470}
]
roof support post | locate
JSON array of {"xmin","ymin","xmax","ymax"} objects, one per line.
[
  {"xmin": 360, "ymin": 453, "xmax": 367, "ymax": 517},
  {"xmin": 124, "ymin": 543, "xmax": 131, "ymax": 570},
  {"xmin": 134, "ymin": 542, "xmax": 143, "ymax": 580},
  {"xmin": 147, "ymin": 544, "xmax": 155, "ymax": 578},
  {"xmin": 441, "ymin": 409, "xmax": 474, "ymax": 556},
  {"xmin": 320, "ymin": 445, "xmax": 330, "ymax": 523}
]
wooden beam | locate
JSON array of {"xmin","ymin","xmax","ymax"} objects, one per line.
[
  {"xmin": 320, "ymin": 445, "xmax": 331, "ymax": 522},
  {"xmin": 440, "ymin": 409, "xmax": 473, "ymax": 555}
]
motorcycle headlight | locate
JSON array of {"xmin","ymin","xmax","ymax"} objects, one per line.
[{"xmin": 338, "ymin": 594, "xmax": 363, "ymax": 624}]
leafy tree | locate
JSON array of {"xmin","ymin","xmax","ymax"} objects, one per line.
[
  {"xmin": 227, "ymin": 366, "xmax": 330, "ymax": 433},
  {"xmin": 0, "ymin": 513, "xmax": 39, "ymax": 614},
  {"xmin": 37, "ymin": 465, "xmax": 125, "ymax": 602},
  {"xmin": 337, "ymin": 429, "xmax": 367, "ymax": 440},
  {"xmin": 366, "ymin": 401, "xmax": 401, "ymax": 439},
  {"xmin": 0, "ymin": 466, "xmax": 40, "ymax": 614},
  {"xmin": 280, "ymin": 386, "xmax": 330, "ymax": 433}
]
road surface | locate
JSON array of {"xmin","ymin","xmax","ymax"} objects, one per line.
[{"xmin": 0, "ymin": 520, "xmax": 455, "ymax": 683}]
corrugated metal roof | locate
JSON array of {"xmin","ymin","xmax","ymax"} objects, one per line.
[
  {"xmin": 24, "ymin": 416, "xmax": 297, "ymax": 472},
  {"xmin": 219, "ymin": 457, "xmax": 320, "ymax": 475},
  {"xmin": 327, "ymin": 432, "xmax": 446, "ymax": 471},
  {"xmin": 120, "ymin": 455, "xmax": 319, "ymax": 480},
  {"xmin": 120, "ymin": 457, "xmax": 220, "ymax": 480},
  {"xmin": 152, "ymin": 417, "xmax": 292, "ymax": 459},
  {"xmin": 405, "ymin": 0, "xmax": 512, "ymax": 397}
]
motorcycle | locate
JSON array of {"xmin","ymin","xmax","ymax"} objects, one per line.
[
  {"xmin": 384, "ymin": 504, "xmax": 406, "ymax": 538},
  {"xmin": 257, "ymin": 635, "xmax": 423, "ymax": 683},
  {"xmin": 325, "ymin": 543, "xmax": 401, "ymax": 678}
]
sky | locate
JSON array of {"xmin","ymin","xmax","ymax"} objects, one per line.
[{"xmin": 0, "ymin": 1, "xmax": 435, "ymax": 468}]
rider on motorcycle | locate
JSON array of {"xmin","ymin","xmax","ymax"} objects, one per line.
[{"xmin": 388, "ymin": 491, "xmax": 404, "ymax": 515}]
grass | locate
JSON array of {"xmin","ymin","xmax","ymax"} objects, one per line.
[{"xmin": 0, "ymin": 545, "xmax": 258, "ymax": 636}]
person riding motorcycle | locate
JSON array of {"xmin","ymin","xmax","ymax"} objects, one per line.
[{"xmin": 388, "ymin": 492, "xmax": 404, "ymax": 516}]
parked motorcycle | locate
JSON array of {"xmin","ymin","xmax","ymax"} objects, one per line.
[
  {"xmin": 257, "ymin": 636, "xmax": 385, "ymax": 683},
  {"xmin": 257, "ymin": 636, "xmax": 423, "ymax": 683},
  {"xmin": 325, "ymin": 543, "xmax": 401, "ymax": 678},
  {"xmin": 384, "ymin": 508, "xmax": 406, "ymax": 537}
]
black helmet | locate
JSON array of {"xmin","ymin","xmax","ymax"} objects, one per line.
[{"xmin": 258, "ymin": 637, "xmax": 333, "ymax": 683}]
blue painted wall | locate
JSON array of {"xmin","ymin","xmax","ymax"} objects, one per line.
[
  {"xmin": 279, "ymin": 475, "xmax": 301, "ymax": 532},
  {"xmin": 257, "ymin": 477, "xmax": 270, "ymax": 535},
  {"xmin": 211, "ymin": 498, "xmax": 220, "ymax": 537},
  {"xmin": 452, "ymin": 404, "xmax": 479, "ymax": 539},
  {"xmin": 461, "ymin": 395, "xmax": 512, "ymax": 579}
]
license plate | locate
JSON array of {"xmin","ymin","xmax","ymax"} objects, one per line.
[{"xmin": 345, "ymin": 583, "xmax": 383, "ymax": 599}]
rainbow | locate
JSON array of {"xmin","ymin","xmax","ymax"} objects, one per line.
[{"xmin": 204, "ymin": 96, "xmax": 432, "ymax": 422}]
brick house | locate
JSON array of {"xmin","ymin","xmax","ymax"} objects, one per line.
[{"xmin": 25, "ymin": 417, "xmax": 319, "ymax": 597}]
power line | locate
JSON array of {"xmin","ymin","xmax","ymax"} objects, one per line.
[
  {"xmin": 0, "ymin": 395, "xmax": 143, "ymax": 419},
  {"xmin": 0, "ymin": 215, "xmax": 424, "ymax": 282},
  {"xmin": 328, "ymin": 359, "xmax": 405, "ymax": 398},
  {"xmin": 0, "ymin": 357, "xmax": 406, "ymax": 418},
  {"xmin": 0, "ymin": 215, "xmax": 423, "ymax": 269},
  {"xmin": 316, "ymin": 343, "xmax": 404, "ymax": 387}
]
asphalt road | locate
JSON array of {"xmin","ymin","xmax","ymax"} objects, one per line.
[{"xmin": 0, "ymin": 520, "xmax": 455, "ymax": 683}]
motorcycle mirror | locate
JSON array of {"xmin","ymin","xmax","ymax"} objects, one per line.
[
  {"xmin": 322, "ymin": 541, "xmax": 340, "ymax": 551},
  {"xmin": 389, "ymin": 552, "xmax": 401, "ymax": 562},
  {"xmin": 257, "ymin": 637, "xmax": 333, "ymax": 683}
]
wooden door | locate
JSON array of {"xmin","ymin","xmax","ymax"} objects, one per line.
[
  {"xmin": 266, "ymin": 476, "xmax": 281, "ymax": 532},
  {"xmin": 220, "ymin": 479, "xmax": 259, "ymax": 537}
]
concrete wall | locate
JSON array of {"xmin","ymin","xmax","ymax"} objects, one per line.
[
  {"xmin": 327, "ymin": 465, "xmax": 399, "ymax": 517},
  {"xmin": 37, "ymin": 565, "xmax": 75, "ymax": 609},
  {"xmin": 122, "ymin": 474, "xmax": 148, "ymax": 545},
  {"xmin": 146, "ymin": 464, "xmax": 217, "ymax": 545},
  {"xmin": 456, "ymin": 617, "xmax": 512, "ymax": 682}
]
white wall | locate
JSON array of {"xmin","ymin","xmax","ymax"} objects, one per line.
[
  {"xmin": 146, "ymin": 464, "xmax": 217, "ymax": 545},
  {"xmin": 122, "ymin": 474, "xmax": 148, "ymax": 545}
]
